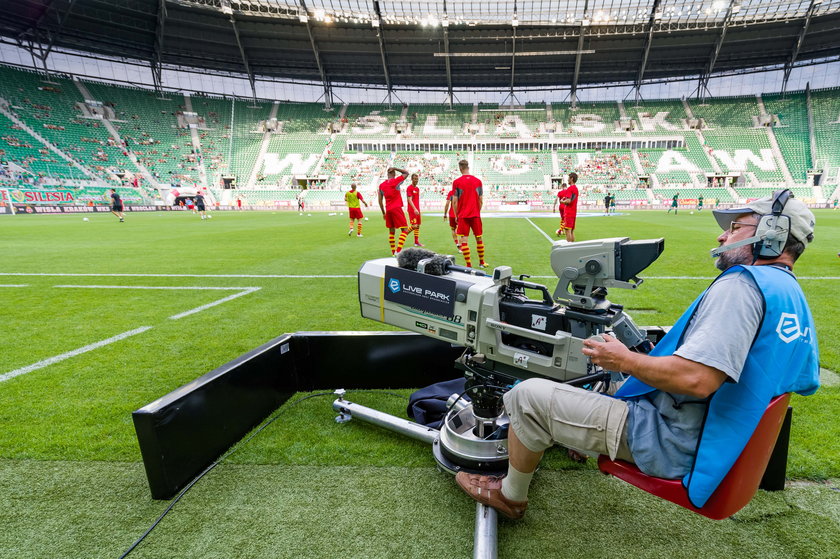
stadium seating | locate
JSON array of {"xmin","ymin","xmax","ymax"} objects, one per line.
[
  {"xmin": 552, "ymin": 102, "xmax": 622, "ymax": 135},
  {"xmin": 0, "ymin": 67, "xmax": 131, "ymax": 182},
  {"xmin": 701, "ymin": 129, "xmax": 786, "ymax": 184},
  {"xmin": 0, "ymin": 63, "xmax": 837, "ymax": 208},
  {"xmin": 84, "ymin": 81, "xmax": 198, "ymax": 185},
  {"xmin": 391, "ymin": 151, "xmax": 462, "ymax": 188},
  {"xmin": 810, "ymin": 88, "xmax": 840, "ymax": 176},
  {"xmin": 687, "ymin": 96, "xmax": 760, "ymax": 129},
  {"xmin": 410, "ymin": 104, "xmax": 474, "ymax": 136},
  {"xmin": 627, "ymin": 99, "xmax": 689, "ymax": 126},
  {"xmin": 473, "ymin": 151, "xmax": 550, "ymax": 186},
  {"xmin": 762, "ymin": 93, "xmax": 812, "ymax": 181}
]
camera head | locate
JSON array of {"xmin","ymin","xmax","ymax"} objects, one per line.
[{"xmin": 551, "ymin": 237, "xmax": 664, "ymax": 309}]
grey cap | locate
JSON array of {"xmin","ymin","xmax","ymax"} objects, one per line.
[{"xmin": 712, "ymin": 194, "xmax": 815, "ymax": 245}]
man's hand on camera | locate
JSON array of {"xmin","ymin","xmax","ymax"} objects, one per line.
[{"xmin": 582, "ymin": 333, "xmax": 631, "ymax": 372}]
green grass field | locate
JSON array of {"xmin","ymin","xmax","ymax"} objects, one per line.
[{"xmin": 1, "ymin": 209, "xmax": 838, "ymax": 558}]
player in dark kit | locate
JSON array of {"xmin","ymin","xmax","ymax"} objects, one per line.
[
  {"xmin": 668, "ymin": 193, "xmax": 679, "ymax": 214},
  {"xmin": 377, "ymin": 167, "xmax": 411, "ymax": 255},
  {"xmin": 406, "ymin": 173, "xmax": 423, "ymax": 247},
  {"xmin": 110, "ymin": 189, "xmax": 125, "ymax": 222},
  {"xmin": 195, "ymin": 191, "xmax": 210, "ymax": 220},
  {"xmin": 452, "ymin": 159, "xmax": 486, "ymax": 268}
]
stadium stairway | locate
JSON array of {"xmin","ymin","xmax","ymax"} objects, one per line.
[
  {"xmin": 0, "ymin": 96, "xmax": 109, "ymax": 186},
  {"xmin": 73, "ymin": 80, "xmax": 163, "ymax": 190},
  {"xmin": 695, "ymin": 130, "xmax": 724, "ymax": 174},
  {"xmin": 247, "ymin": 101, "xmax": 279, "ymax": 188},
  {"xmin": 183, "ymin": 94, "xmax": 209, "ymax": 188},
  {"xmin": 764, "ymin": 126, "xmax": 795, "ymax": 186}
]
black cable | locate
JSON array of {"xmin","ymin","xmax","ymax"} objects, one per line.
[{"xmin": 117, "ymin": 389, "xmax": 407, "ymax": 558}]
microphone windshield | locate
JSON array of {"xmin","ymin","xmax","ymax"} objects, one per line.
[
  {"xmin": 397, "ymin": 247, "xmax": 437, "ymax": 270},
  {"xmin": 422, "ymin": 255, "xmax": 451, "ymax": 276}
]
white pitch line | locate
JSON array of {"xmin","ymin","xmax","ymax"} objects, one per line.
[
  {"xmin": 0, "ymin": 284, "xmax": 28, "ymax": 287},
  {"xmin": 1, "ymin": 273, "xmax": 354, "ymax": 279},
  {"xmin": 51, "ymin": 284, "xmax": 263, "ymax": 320},
  {"xmin": 55, "ymin": 285, "xmax": 258, "ymax": 291},
  {"xmin": 3, "ymin": 272, "xmax": 839, "ymax": 281},
  {"xmin": 0, "ymin": 326, "xmax": 153, "ymax": 383},
  {"xmin": 525, "ymin": 217, "xmax": 556, "ymax": 243},
  {"xmin": 169, "ymin": 287, "xmax": 261, "ymax": 320}
]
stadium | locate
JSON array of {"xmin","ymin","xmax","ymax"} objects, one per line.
[{"xmin": 0, "ymin": 1, "xmax": 838, "ymax": 558}]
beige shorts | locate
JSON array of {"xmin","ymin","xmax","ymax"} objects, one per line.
[{"xmin": 502, "ymin": 378, "xmax": 633, "ymax": 462}]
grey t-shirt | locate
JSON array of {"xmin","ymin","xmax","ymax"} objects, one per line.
[{"xmin": 624, "ymin": 270, "xmax": 763, "ymax": 479}]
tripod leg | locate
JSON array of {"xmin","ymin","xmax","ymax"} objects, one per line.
[{"xmin": 473, "ymin": 503, "xmax": 498, "ymax": 559}]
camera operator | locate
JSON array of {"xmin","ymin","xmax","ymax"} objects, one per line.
[{"xmin": 456, "ymin": 192, "xmax": 820, "ymax": 519}]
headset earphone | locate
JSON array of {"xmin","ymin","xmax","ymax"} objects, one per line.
[{"xmin": 753, "ymin": 189, "xmax": 791, "ymax": 260}]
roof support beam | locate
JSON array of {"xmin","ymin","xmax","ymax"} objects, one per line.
[
  {"xmin": 698, "ymin": 0, "xmax": 737, "ymax": 104},
  {"xmin": 223, "ymin": 1, "xmax": 258, "ymax": 104},
  {"xmin": 634, "ymin": 0, "xmax": 661, "ymax": 105},
  {"xmin": 781, "ymin": 0, "xmax": 819, "ymax": 96},
  {"xmin": 298, "ymin": 0, "xmax": 332, "ymax": 109},
  {"xmin": 151, "ymin": 0, "xmax": 167, "ymax": 96},
  {"xmin": 441, "ymin": 0, "xmax": 453, "ymax": 108},
  {"xmin": 570, "ymin": 0, "xmax": 590, "ymax": 110},
  {"xmin": 19, "ymin": 0, "xmax": 77, "ymax": 74},
  {"xmin": 372, "ymin": 1, "xmax": 394, "ymax": 107}
]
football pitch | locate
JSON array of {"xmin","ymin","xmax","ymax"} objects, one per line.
[{"xmin": 1, "ymin": 209, "xmax": 838, "ymax": 558}]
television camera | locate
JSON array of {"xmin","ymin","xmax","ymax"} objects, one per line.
[{"xmin": 355, "ymin": 237, "xmax": 664, "ymax": 475}]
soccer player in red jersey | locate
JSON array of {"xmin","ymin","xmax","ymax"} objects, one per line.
[
  {"xmin": 377, "ymin": 167, "xmax": 411, "ymax": 255},
  {"xmin": 452, "ymin": 159, "xmax": 486, "ymax": 268},
  {"xmin": 345, "ymin": 183, "xmax": 369, "ymax": 237},
  {"xmin": 406, "ymin": 173, "xmax": 424, "ymax": 246},
  {"xmin": 552, "ymin": 182, "xmax": 567, "ymax": 237},
  {"xmin": 442, "ymin": 186, "xmax": 460, "ymax": 250},
  {"xmin": 557, "ymin": 172, "xmax": 580, "ymax": 242}
]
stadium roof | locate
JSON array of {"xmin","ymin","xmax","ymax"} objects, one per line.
[{"xmin": 2, "ymin": 0, "xmax": 840, "ymax": 98}]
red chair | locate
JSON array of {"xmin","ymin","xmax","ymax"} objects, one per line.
[{"xmin": 597, "ymin": 393, "xmax": 791, "ymax": 520}]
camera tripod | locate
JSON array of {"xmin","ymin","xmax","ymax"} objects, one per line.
[{"xmin": 332, "ymin": 388, "xmax": 505, "ymax": 559}]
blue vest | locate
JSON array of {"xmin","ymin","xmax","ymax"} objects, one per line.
[{"xmin": 614, "ymin": 265, "xmax": 820, "ymax": 508}]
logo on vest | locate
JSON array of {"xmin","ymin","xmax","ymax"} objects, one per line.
[{"xmin": 776, "ymin": 313, "xmax": 809, "ymax": 343}]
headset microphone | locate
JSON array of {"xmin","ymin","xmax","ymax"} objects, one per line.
[{"xmin": 710, "ymin": 235, "xmax": 762, "ymax": 258}]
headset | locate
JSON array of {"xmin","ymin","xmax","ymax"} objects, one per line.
[
  {"xmin": 709, "ymin": 188, "xmax": 791, "ymax": 261},
  {"xmin": 753, "ymin": 188, "xmax": 791, "ymax": 260}
]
